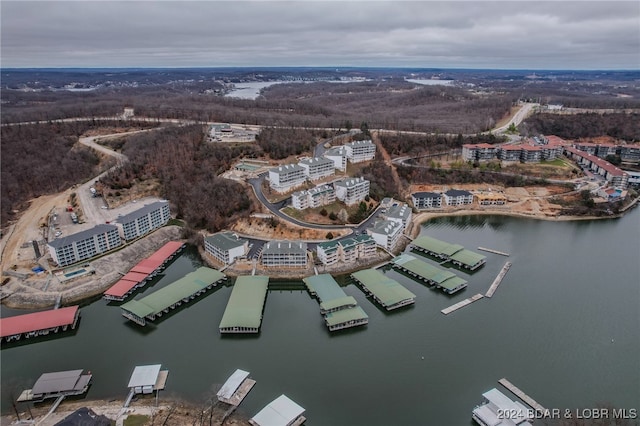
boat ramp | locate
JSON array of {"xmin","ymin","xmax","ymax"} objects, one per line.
[
  {"xmin": 1, "ymin": 305, "xmax": 80, "ymax": 344},
  {"xmin": 440, "ymin": 294, "xmax": 484, "ymax": 315},
  {"xmin": 351, "ymin": 269, "xmax": 416, "ymax": 311},
  {"xmin": 217, "ymin": 369, "xmax": 256, "ymax": 406},
  {"xmin": 303, "ymin": 274, "xmax": 368, "ymax": 331},
  {"xmin": 219, "ymin": 276, "xmax": 269, "ymax": 334},
  {"xmin": 104, "ymin": 241, "xmax": 185, "ymax": 301},
  {"xmin": 411, "ymin": 235, "xmax": 486, "ymax": 271},
  {"xmin": 391, "ymin": 254, "xmax": 467, "ymax": 294},
  {"xmin": 120, "ymin": 267, "xmax": 226, "ymax": 326},
  {"xmin": 485, "ymin": 261, "xmax": 512, "ymax": 298}
]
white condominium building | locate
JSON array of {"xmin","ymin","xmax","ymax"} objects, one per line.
[
  {"xmin": 344, "ymin": 140, "xmax": 376, "ymax": 163},
  {"xmin": 261, "ymin": 240, "xmax": 308, "ymax": 268},
  {"xmin": 334, "ymin": 177, "xmax": 370, "ymax": 206},
  {"xmin": 204, "ymin": 231, "xmax": 248, "ymax": 265},
  {"xmin": 324, "ymin": 146, "xmax": 348, "ymax": 172},
  {"xmin": 291, "ymin": 184, "xmax": 336, "ymax": 210},
  {"xmin": 48, "ymin": 224, "xmax": 122, "ymax": 267},
  {"xmin": 298, "ymin": 157, "xmax": 335, "ymax": 181},
  {"xmin": 116, "ymin": 201, "xmax": 171, "ymax": 241},
  {"xmin": 368, "ymin": 220, "xmax": 403, "ymax": 251},
  {"xmin": 268, "ymin": 164, "xmax": 306, "ymax": 193}
]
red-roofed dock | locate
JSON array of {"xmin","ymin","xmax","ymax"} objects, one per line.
[
  {"xmin": 1, "ymin": 306, "xmax": 80, "ymax": 343},
  {"xmin": 103, "ymin": 241, "xmax": 185, "ymax": 301}
]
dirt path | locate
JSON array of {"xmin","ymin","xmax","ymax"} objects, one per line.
[{"xmin": 371, "ymin": 130, "xmax": 403, "ymax": 193}]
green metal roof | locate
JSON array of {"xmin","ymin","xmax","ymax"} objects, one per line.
[
  {"xmin": 439, "ymin": 276, "xmax": 468, "ymax": 291},
  {"xmin": 324, "ymin": 306, "xmax": 368, "ymax": 326},
  {"xmin": 205, "ymin": 232, "xmax": 246, "ymax": 251},
  {"xmin": 303, "ymin": 274, "xmax": 347, "ymax": 303},
  {"xmin": 392, "ymin": 254, "xmax": 457, "ymax": 284},
  {"xmin": 320, "ymin": 296, "xmax": 358, "ymax": 312},
  {"xmin": 351, "ymin": 269, "xmax": 416, "ymax": 307},
  {"xmin": 412, "ymin": 236, "xmax": 463, "ymax": 256},
  {"xmin": 219, "ymin": 275, "xmax": 269, "ymax": 330},
  {"xmin": 122, "ymin": 267, "xmax": 225, "ymax": 317},
  {"xmin": 449, "ymin": 249, "xmax": 486, "ymax": 268}
]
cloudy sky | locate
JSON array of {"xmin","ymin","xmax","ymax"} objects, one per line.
[{"xmin": 1, "ymin": 1, "xmax": 639, "ymax": 69}]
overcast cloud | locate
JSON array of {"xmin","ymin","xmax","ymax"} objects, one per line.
[{"xmin": 1, "ymin": 1, "xmax": 638, "ymax": 69}]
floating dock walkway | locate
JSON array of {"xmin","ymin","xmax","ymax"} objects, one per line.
[
  {"xmin": 411, "ymin": 235, "xmax": 486, "ymax": 271},
  {"xmin": 1, "ymin": 305, "xmax": 80, "ymax": 344},
  {"xmin": 219, "ymin": 276, "xmax": 269, "ymax": 334},
  {"xmin": 485, "ymin": 261, "xmax": 512, "ymax": 298},
  {"xmin": 104, "ymin": 241, "xmax": 185, "ymax": 301},
  {"xmin": 351, "ymin": 269, "xmax": 416, "ymax": 311},
  {"xmin": 499, "ymin": 378, "xmax": 546, "ymax": 414},
  {"xmin": 217, "ymin": 369, "xmax": 256, "ymax": 406},
  {"xmin": 440, "ymin": 294, "xmax": 484, "ymax": 315},
  {"xmin": 303, "ymin": 274, "xmax": 368, "ymax": 331},
  {"xmin": 391, "ymin": 254, "xmax": 468, "ymax": 295},
  {"xmin": 478, "ymin": 247, "xmax": 510, "ymax": 256},
  {"xmin": 120, "ymin": 267, "xmax": 226, "ymax": 326}
]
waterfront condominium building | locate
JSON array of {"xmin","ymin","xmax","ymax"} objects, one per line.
[
  {"xmin": 384, "ymin": 202, "xmax": 412, "ymax": 231},
  {"xmin": 268, "ymin": 164, "xmax": 306, "ymax": 193},
  {"xmin": 323, "ymin": 146, "xmax": 348, "ymax": 171},
  {"xmin": 316, "ymin": 235, "xmax": 376, "ymax": 266},
  {"xmin": 368, "ymin": 219, "xmax": 403, "ymax": 251},
  {"xmin": 444, "ymin": 189, "xmax": 474, "ymax": 206},
  {"xmin": 344, "ymin": 140, "xmax": 376, "ymax": 163},
  {"xmin": 411, "ymin": 192, "xmax": 443, "ymax": 210},
  {"xmin": 462, "ymin": 143, "xmax": 498, "ymax": 162},
  {"xmin": 261, "ymin": 240, "xmax": 308, "ymax": 268},
  {"xmin": 298, "ymin": 157, "xmax": 335, "ymax": 181},
  {"xmin": 204, "ymin": 231, "xmax": 249, "ymax": 265},
  {"xmin": 48, "ymin": 224, "xmax": 122, "ymax": 267},
  {"xmin": 334, "ymin": 177, "xmax": 370, "ymax": 206},
  {"xmin": 116, "ymin": 201, "xmax": 171, "ymax": 241},
  {"xmin": 291, "ymin": 184, "xmax": 336, "ymax": 210}
]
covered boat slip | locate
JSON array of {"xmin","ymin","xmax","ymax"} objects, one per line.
[
  {"xmin": 103, "ymin": 241, "xmax": 185, "ymax": 301},
  {"xmin": 127, "ymin": 364, "xmax": 168, "ymax": 395},
  {"xmin": 219, "ymin": 276, "xmax": 269, "ymax": 334},
  {"xmin": 17, "ymin": 369, "xmax": 92, "ymax": 402},
  {"xmin": 351, "ymin": 269, "xmax": 416, "ymax": 310},
  {"xmin": 1, "ymin": 306, "xmax": 80, "ymax": 343},
  {"xmin": 217, "ymin": 369, "xmax": 256, "ymax": 406},
  {"xmin": 120, "ymin": 267, "xmax": 226, "ymax": 326},
  {"xmin": 250, "ymin": 394, "xmax": 306, "ymax": 426},
  {"xmin": 303, "ymin": 274, "xmax": 368, "ymax": 331},
  {"xmin": 392, "ymin": 254, "xmax": 468, "ymax": 294},
  {"xmin": 411, "ymin": 235, "xmax": 486, "ymax": 270}
]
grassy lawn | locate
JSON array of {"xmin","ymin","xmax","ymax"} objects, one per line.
[
  {"xmin": 540, "ymin": 158, "xmax": 571, "ymax": 168},
  {"xmin": 282, "ymin": 200, "xmax": 377, "ymax": 225}
]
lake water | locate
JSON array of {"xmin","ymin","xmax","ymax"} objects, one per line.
[
  {"xmin": 2, "ymin": 208, "xmax": 639, "ymax": 425},
  {"xmin": 405, "ymin": 78, "xmax": 454, "ymax": 86},
  {"xmin": 225, "ymin": 79, "xmax": 370, "ymax": 100}
]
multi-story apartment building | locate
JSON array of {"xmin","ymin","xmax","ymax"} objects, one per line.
[
  {"xmin": 368, "ymin": 220, "xmax": 403, "ymax": 251},
  {"xmin": 411, "ymin": 192, "xmax": 443, "ymax": 210},
  {"xmin": 298, "ymin": 157, "xmax": 335, "ymax": 181},
  {"xmin": 444, "ymin": 189, "xmax": 474, "ymax": 206},
  {"xmin": 291, "ymin": 185, "xmax": 336, "ymax": 210},
  {"xmin": 116, "ymin": 201, "xmax": 171, "ymax": 241},
  {"xmin": 565, "ymin": 147, "xmax": 629, "ymax": 189},
  {"xmin": 316, "ymin": 235, "xmax": 376, "ymax": 266},
  {"xmin": 204, "ymin": 231, "xmax": 248, "ymax": 265},
  {"xmin": 268, "ymin": 164, "xmax": 306, "ymax": 193},
  {"xmin": 324, "ymin": 146, "xmax": 348, "ymax": 172},
  {"xmin": 462, "ymin": 144, "xmax": 498, "ymax": 162},
  {"xmin": 344, "ymin": 140, "xmax": 376, "ymax": 163},
  {"xmin": 498, "ymin": 145, "xmax": 522, "ymax": 162},
  {"xmin": 261, "ymin": 240, "xmax": 308, "ymax": 268},
  {"xmin": 619, "ymin": 145, "xmax": 640, "ymax": 163},
  {"xmin": 521, "ymin": 145, "xmax": 542, "ymax": 163},
  {"xmin": 48, "ymin": 224, "xmax": 122, "ymax": 267},
  {"xmin": 334, "ymin": 177, "xmax": 370, "ymax": 206},
  {"xmin": 384, "ymin": 203, "xmax": 412, "ymax": 231}
]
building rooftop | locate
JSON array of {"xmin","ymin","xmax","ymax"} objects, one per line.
[
  {"xmin": 219, "ymin": 276, "xmax": 269, "ymax": 330},
  {"xmin": 412, "ymin": 235, "xmax": 465, "ymax": 257},
  {"xmin": 444, "ymin": 189, "xmax": 472, "ymax": 197},
  {"xmin": 324, "ymin": 146, "xmax": 348, "ymax": 156},
  {"xmin": 334, "ymin": 177, "xmax": 369, "ymax": 188},
  {"xmin": 1, "ymin": 306, "xmax": 79, "ymax": 338},
  {"xmin": 205, "ymin": 232, "xmax": 246, "ymax": 251},
  {"xmin": 270, "ymin": 164, "xmax": 305, "ymax": 174},
  {"xmin": 449, "ymin": 249, "xmax": 486, "ymax": 268},
  {"xmin": 31, "ymin": 370, "xmax": 90, "ymax": 396},
  {"xmin": 262, "ymin": 240, "xmax": 307, "ymax": 255},
  {"xmin": 317, "ymin": 240, "xmax": 341, "ymax": 253},
  {"xmin": 128, "ymin": 364, "xmax": 161, "ymax": 388},
  {"xmin": 324, "ymin": 306, "xmax": 368, "ymax": 327},
  {"xmin": 386, "ymin": 203, "xmax": 411, "ymax": 221},
  {"xmin": 346, "ymin": 139, "xmax": 375, "ymax": 147},
  {"xmin": 303, "ymin": 274, "xmax": 348, "ymax": 303},
  {"xmin": 351, "ymin": 269, "xmax": 416, "ymax": 308},
  {"xmin": 116, "ymin": 201, "xmax": 169, "ymax": 224},
  {"xmin": 217, "ymin": 369, "xmax": 250, "ymax": 401},
  {"xmin": 47, "ymin": 224, "xmax": 118, "ymax": 249},
  {"xmin": 412, "ymin": 191, "xmax": 442, "ymax": 199},
  {"xmin": 319, "ymin": 296, "xmax": 358, "ymax": 312},
  {"xmin": 298, "ymin": 157, "xmax": 333, "ymax": 167},
  {"xmin": 392, "ymin": 254, "xmax": 459, "ymax": 284},
  {"xmin": 370, "ymin": 219, "xmax": 402, "ymax": 236},
  {"xmin": 250, "ymin": 394, "xmax": 305, "ymax": 426}
]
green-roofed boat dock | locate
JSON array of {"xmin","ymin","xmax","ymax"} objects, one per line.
[
  {"xmin": 411, "ymin": 235, "xmax": 486, "ymax": 271},
  {"xmin": 303, "ymin": 274, "xmax": 368, "ymax": 331},
  {"xmin": 121, "ymin": 267, "xmax": 226, "ymax": 326},
  {"xmin": 219, "ymin": 276, "xmax": 269, "ymax": 334},
  {"xmin": 391, "ymin": 254, "xmax": 468, "ymax": 294},
  {"xmin": 351, "ymin": 269, "xmax": 416, "ymax": 311}
]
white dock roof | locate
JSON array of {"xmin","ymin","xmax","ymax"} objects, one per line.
[
  {"xmin": 217, "ymin": 369, "xmax": 250, "ymax": 400},
  {"xmin": 251, "ymin": 394, "xmax": 305, "ymax": 426},
  {"xmin": 128, "ymin": 364, "xmax": 161, "ymax": 388}
]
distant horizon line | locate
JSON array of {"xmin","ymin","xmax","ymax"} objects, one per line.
[{"xmin": 2, "ymin": 66, "xmax": 638, "ymax": 73}]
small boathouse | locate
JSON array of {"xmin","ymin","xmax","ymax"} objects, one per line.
[
  {"xmin": 472, "ymin": 388, "xmax": 532, "ymax": 425},
  {"xmin": 249, "ymin": 394, "xmax": 306, "ymax": 426},
  {"xmin": 17, "ymin": 369, "xmax": 92, "ymax": 403},
  {"xmin": 351, "ymin": 269, "xmax": 416, "ymax": 310},
  {"xmin": 124, "ymin": 364, "xmax": 169, "ymax": 407},
  {"xmin": 391, "ymin": 254, "xmax": 468, "ymax": 294},
  {"xmin": 217, "ymin": 369, "xmax": 256, "ymax": 406},
  {"xmin": 411, "ymin": 235, "xmax": 486, "ymax": 270},
  {"xmin": 104, "ymin": 241, "xmax": 185, "ymax": 301},
  {"xmin": 219, "ymin": 276, "xmax": 269, "ymax": 334},
  {"xmin": 303, "ymin": 274, "xmax": 368, "ymax": 331},
  {"xmin": 1, "ymin": 306, "xmax": 80, "ymax": 344},
  {"xmin": 120, "ymin": 267, "xmax": 226, "ymax": 326}
]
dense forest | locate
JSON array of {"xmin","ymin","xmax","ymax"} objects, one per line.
[
  {"xmin": 1, "ymin": 122, "xmax": 120, "ymax": 227},
  {"xmin": 377, "ymin": 132, "xmax": 504, "ymax": 157},
  {"xmin": 255, "ymin": 127, "xmax": 326, "ymax": 160},
  {"xmin": 99, "ymin": 126, "xmax": 261, "ymax": 232},
  {"xmin": 396, "ymin": 164, "xmax": 551, "ymax": 187},
  {"xmin": 520, "ymin": 112, "xmax": 640, "ymax": 141}
]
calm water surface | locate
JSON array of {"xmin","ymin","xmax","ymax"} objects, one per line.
[{"xmin": 2, "ymin": 209, "xmax": 639, "ymax": 425}]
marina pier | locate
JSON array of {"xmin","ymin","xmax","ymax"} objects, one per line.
[
  {"xmin": 303, "ymin": 274, "xmax": 368, "ymax": 331},
  {"xmin": 1, "ymin": 305, "xmax": 80, "ymax": 344},
  {"xmin": 441, "ymin": 294, "xmax": 484, "ymax": 315},
  {"xmin": 391, "ymin": 253, "xmax": 468, "ymax": 294},
  {"xmin": 411, "ymin": 235, "xmax": 486, "ymax": 271},
  {"xmin": 219, "ymin": 276, "xmax": 269, "ymax": 334},
  {"xmin": 485, "ymin": 261, "xmax": 512, "ymax": 298},
  {"xmin": 351, "ymin": 269, "xmax": 416, "ymax": 311},
  {"xmin": 499, "ymin": 378, "xmax": 546, "ymax": 414}
]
